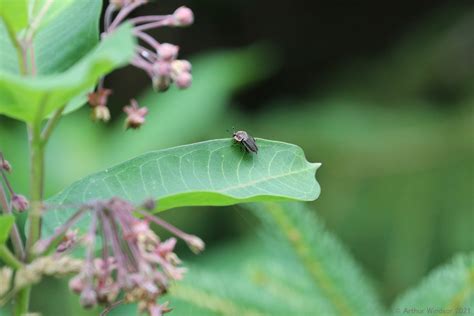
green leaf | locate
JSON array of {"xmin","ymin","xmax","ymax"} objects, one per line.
[
  {"xmin": 30, "ymin": 0, "xmax": 76, "ymax": 36},
  {"xmin": 0, "ymin": 23, "xmax": 135, "ymax": 122},
  {"xmin": 392, "ymin": 253, "xmax": 474, "ymax": 315},
  {"xmin": 0, "ymin": 0, "xmax": 28, "ymax": 35},
  {"xmin": 158, "ymin": 202, "xmax": 385, "ymax": 315},
  {"xmin": 42, "ymin": 139, "xmax": 320, "ymax": 236},
  {"xmin": 0, "ymin": 0, "xmax": 102, "ymax": 75},
  {"xmin": 0, "ymin": 214, "xmax": 15, "ymax": 244}
]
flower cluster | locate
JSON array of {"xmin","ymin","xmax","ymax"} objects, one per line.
[
  {"xmin": 88, "ymin": 1, "xmax": 194, "ymax": 128},
  {"xmin": 34, "ymin": 197, "xmax": 204, "ymax": 316}
]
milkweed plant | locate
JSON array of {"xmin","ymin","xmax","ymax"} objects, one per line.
[
  {"xmin": 1, "ymin": 1, "xmax": 470, "ymax": 316},
  {"xmin": 0, "ymin": 0, "xmax": 321, "ymax": 315}
]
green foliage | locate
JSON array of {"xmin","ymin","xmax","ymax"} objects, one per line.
[
  {"xmin": 0, "ymin": 214, "xmax": 14, "ymax": 244},
  {"xmin": 0, "ymin": 23, "xmax": 134, "ymax": 122},
  {"xmin": 0, "ymin": 0, "xmax": 28, "ymax": 35},
  {"xmin": 392, "ymin": 254, "xmax": 474, "ymax": 315},
  {"xmin": 42, "ymin": 139, "xmax": 320, "ymax": 236},
  {"xmin": 0, "ymin": 0, "xmax": 101, "ymax": 75},
  {"xmin": 152, "ymin": 202, "xmax": 385, "ymax": 315}
]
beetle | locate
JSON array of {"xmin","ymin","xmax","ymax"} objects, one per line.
[{"xmin": 232, "ymin": 130, "xmax": 258, "ymax": 154}]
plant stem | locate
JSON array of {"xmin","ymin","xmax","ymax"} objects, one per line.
[
  {"xmin": 14, "ymin": 288, "xmax": 31, "ymax": 316},
  {"xmin": 41, "ymin": 106, "xmax": 65, "ymax": 142},
  {"xmin": 25, "ymin": 123, "xmax": 44, "ymax": 257},
  {"xmin": 0, "ymin": 245, "xmax": 22, "ymax": 269}
]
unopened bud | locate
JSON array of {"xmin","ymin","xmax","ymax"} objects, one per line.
[
  {"xmin": 80, "ymin": 288, "xmax": 98, "ymax": 308},
  {"xmin": 0, "ymin": 158, "xmax": 12, "ymax": 172},
  {"xmin": 158, "ymin": 43, "xmax": 179, "ymax": 61},
  {"xmin": 184, "ymin": 235, "xmax": 205, "ymax": 254},
  {"xmin": 153, "ymin": 61, "xmax": 171, "ymax": 77},
  {"xmin": 69, "ymin": 275, "xmax": 85, "ymax": 294},
  {"xmin": 175, "ymin": 72, "xmax": 192, "ymax": 89},
  {"xmin": 12, "ymin": 194, "xmax": 29, "ymax": 212},
  {"xmin": 173, "ymin": 6, "xmax": 194, "ymax": 26},
  {"xmin": 92, "ymin": 105, "xmax": 111, "ymax": 122},
  {"xmin": 171, "ymin": 59, "xmax": 192, "ymax": 73}
]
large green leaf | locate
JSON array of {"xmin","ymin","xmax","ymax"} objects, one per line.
[
  {"xmin": 391, "ymin": 253, "xmax": 474, "ymax": 315},
  {"xmin": 0, "ymin": 214, "xmax": 14, "ymax": 244},
  {"xmin": 0, "ymin": 0, "xmax": 101, "ymax": 75},
  {"xmin": 43, "ymin": 139, "xmax": 320, "ymax": 235},
  {"xmin": 0, "ymin": 23, "xmax": 135, "ymax": 122}
]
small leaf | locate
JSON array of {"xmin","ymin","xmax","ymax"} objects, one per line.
[
  {"xmin": 0, "ymin": 23, "xmax": 135, "ymax": 122},
  {"xmin": 42, "ymin": 139, "xmax": 320, "ymax": 236},
  {"xmin": 392, "ymin": 253, "xmax": 474, "ymax": 315},
  {"xmin": 0, "ymin": 214, "xmax": 15, "ymax": 244}
]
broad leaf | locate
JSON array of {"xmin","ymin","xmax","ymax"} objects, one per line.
[
  {"xmin": 0, "ymin": 0, "xmax": 102, "ymax": 75},
  {"xmin": 391, "ymin": 253, "xmax": 474, "ymax": 315},
  {"xmin": 0, "ymin": 23, "xmax": 135, "ymax": 122},
  {"xmin": 0, "ymin": 214, "xmax": 14, "ymax": 244},
  {"xmin": 43, "ymin": 139, "xmax": 320, "ymax": 236}
]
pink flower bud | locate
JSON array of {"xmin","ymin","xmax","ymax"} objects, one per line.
[
  {"xmin": 158, "ymin": 43, "xmax": 179, "ymax": 61},
  {"xmin": 80, "ymin": 288, "xmax": 97, "ymax": 308},
  {"xmin": 153, "ymin": 61, "xmax": 171, "ymax": 77},
  {"xmin": 173, "ymin": 6, "xmax": 194, "ymax": 26},
  {"xmin": 175, "ymin": 72, "xmax": 192, "ymax": 89},
  {"xmin": 123, "ymin": 99, "xmax": 149, "ymax": 129},
  {"xmin": 12, "ymin": 194, "xmax": 29, "ymax": 212},
  {"xmin": 87, "ymin": 88, "xmax": 112, "ymax": 107},
  {"xmin": 69, "ymin": 275, "xmax": 85, "ymax": 294}
]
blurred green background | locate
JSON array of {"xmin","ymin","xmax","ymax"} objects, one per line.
[{"xmin": 0, "ymin": 0, "xmax": 473, "ymax": 314}]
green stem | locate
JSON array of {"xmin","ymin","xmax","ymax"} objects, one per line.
[
  {"xmin": 0, "ymin": 245, "xmax": 22, "ymax": 269},
  {"xmin": 41, "ymin": 106, "xmax": 65, "ymax": 142},
  {"xmin": 26, "ymin": 123, "xmax": 44, "ymax": 257},
  {"xmin": 14, "ymin": 288, "xmax": 31, "ymax": 316}
]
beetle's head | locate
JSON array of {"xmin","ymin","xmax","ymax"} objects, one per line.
[{"xmin": 232, "ymin": 130, "xmax": 247, "ymax": 142}]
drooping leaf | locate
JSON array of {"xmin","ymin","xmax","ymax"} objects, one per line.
[
  {"xmin": 42, "ymin": 139, "xmax": 320, "ymax": 236},
  {"xmin": 391, "ymin": 253, "xmax": 474, "ymax": 315},
  {"xmin": 0, "ymin": 23, "xmax": 135, "ymax": 122},
  {"xmin": 0, "ymin": 214, "xmax": 15, "ymax": 244}
]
